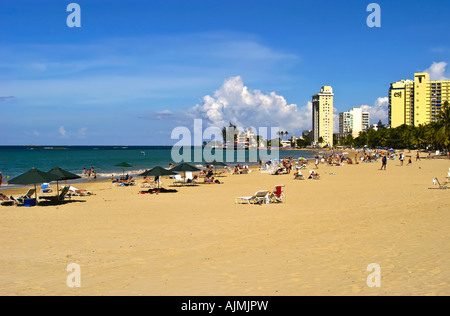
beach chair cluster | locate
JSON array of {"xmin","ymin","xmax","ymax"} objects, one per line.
[
  {"xmin": 39, "ymin": 186, "xmax": 72, "ymax": 203},
  {"xmin": 0, "ymin": 188, "xmax": 37, "ymax": 206},
  {"xmin": 235, "ymin": 185, "xmax": 286, "ymax": 205},
  {"xmin": 172, "ymin": 172, "xmax": 198, "ymax": 187},
  {"xmin": 1, "ymin": 186, "xmax": 74, "ymax": 207}
]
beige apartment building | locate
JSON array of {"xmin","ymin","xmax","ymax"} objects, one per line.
[{"xmin": 389, "ymin": 72, "xmax": 450, "ymax": 128}]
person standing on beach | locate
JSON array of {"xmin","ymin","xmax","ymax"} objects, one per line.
[
  {"xmin": 400, "ymin": 153, "xmax": 404, "ymax": 166},
  {"xmin": 416, "ymin": 151, "xmax": 421, "ymax": 161},
  {"xmin": 0, "ymin": 171, "xmax": 3, "ymax": 187},
  {"xmin": 315, "ymin": 155, "xmax": 319, "ymax": 169},
  {"xmin": 380, "ymin": 155, "xmax": 387, "ymax": 170}
]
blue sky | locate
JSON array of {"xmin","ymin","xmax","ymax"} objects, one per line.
[{"xmin": 1, "ymin": 0, "xmax": 450, "ymax": 145}]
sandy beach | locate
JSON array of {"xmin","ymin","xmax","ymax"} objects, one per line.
[{"xmin": 0, "ymin": 151, "xmax": 449, "ymax": 296}]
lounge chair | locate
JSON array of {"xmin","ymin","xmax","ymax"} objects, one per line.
[
  {"xmin": 235, "ymin": 190, "xmax": 270, "ymax": 205},
  {"xmin": 0, "ymin": 194, "xmax": 15, "ymax": 206},
  {"xmin": 308, "ymin": 170, "xmax": 321, "ymax": 180},
  {"xmin": 431, "ymin": 178, "xmax": 447, "ymax": 190},
  {"xmin": 113, "ymin": 179, "xmax": 136, "ymax": 187},
  {"xmin": 270, "ymin": 185, "xmax": 286, "ymax": 203},
  {"xmin": 39, "ymin": 185, "xmax": 71, "ymax": 202},
  {"xmin": 173, "ymin": 174, "xmax": 184, "ymax": 186},
  {"xmin": 14, "ymin": 188, "xmax": 36, "ymax": 204},
  {"xmin": 138, "ymin": 178, "xmax": 158, "ymax": 189},
  {"xmin": 41, "ymin": 183, "xmax": 53, "ymax": 194},
  {"xmin": 68, "ymin": 186, "xmax": 94, "ymax": 196},
  {"xmin": 294, "ymin": 171, "xmax": 305, "ymax": 180}
]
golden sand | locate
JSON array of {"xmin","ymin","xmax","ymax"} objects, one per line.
[{"xmin": 0, "ymin": 152, "xmax": 449, "ymax": 296}]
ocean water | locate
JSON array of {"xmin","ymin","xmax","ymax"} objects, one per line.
[{"xmin": 0, "ymin": 146, "xmax": 316, "ymax": 187}]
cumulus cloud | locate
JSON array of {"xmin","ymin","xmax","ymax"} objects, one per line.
[
  {"xmin": 78, "ymin": 127, "xmax": 88, "ymax": 138},
  {"xmin": 424, "ymin": 62, "xmax": 449, "ymax": 81},
  {"xmin": 188, "ymin": 76, "xmax": 311, "ymax": 134},
  {"xmin": 360, "ymin": 97, "xmax": 389, "ymax": 124},
  {"xmin": 58, "ymin": 126, "xmax": 67, "ymax": 138}
]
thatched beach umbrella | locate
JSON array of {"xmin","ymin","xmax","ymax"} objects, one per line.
[{"xmin": 8, "ymin": 168, "xmax": 60, "ymax": 202}]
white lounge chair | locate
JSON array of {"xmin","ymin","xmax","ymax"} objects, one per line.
[
  {"xmin": 235, "ymin": 190, "xmax": 270, "ymax": 205},
  {"xmin": 270, "ymin": 185, "xmax": 286, "ymax": 203},
  {"xmin": 432, "ymin": 178, "xmax": 447, "ymax": 190},
  {"xmin": 173, "ymin": 174, "xmax": 184, "ymax": 186}
]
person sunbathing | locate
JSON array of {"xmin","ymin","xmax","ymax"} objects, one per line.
[
  {"xmin": 68, "ymin": 186, "xmax": 94, "ymax": 196},
  {"xmin": 141, "ymin": 177, "xmax": 156, "ymax": 184},
  {"xmin": 293, "ymin": 170, "xmax": 304, "ymax": 180}
]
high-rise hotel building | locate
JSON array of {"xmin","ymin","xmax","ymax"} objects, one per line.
[
  {"xmin": 389, "ymin": 72, "xmax": 450, "ymax": 128},
  {"xmin": 339, "ymin": 107, "xmax": 370, "ymax": 138},
  {"xmin": 312, "ymin": 86, "xmax": 334, "ymax": 147}
]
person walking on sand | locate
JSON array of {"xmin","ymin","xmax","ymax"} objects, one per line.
[
  {"xmin": 416, "ymin": 151, "xmax": 421, "ymax": 161},
  {"xmin": 407, "ymin": 156, "xmax": 412, "ymax": 166},
  {"xmin": 315, "ymin": 155, "xmax": 319, "ymax": 169},
  {"xmin": 380, "ymin": 155, "xmax": 387, "ymax": 170}
]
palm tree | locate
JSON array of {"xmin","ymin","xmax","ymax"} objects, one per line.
[{"xmin": 436, "ymin": 101, "xmax": 450, "ymax": 150}]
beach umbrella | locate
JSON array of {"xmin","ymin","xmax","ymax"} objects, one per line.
[
  {"xmin": 47, "ymin": 167, "xmax": 81, "ymax": 198},
  {"xmin": 139, "ymin": 166, "xmax": 177, "ymax": 188},
  {"xmin": 8, "ymin": 168, "xmax": 60, "ymax": 201},
  {"xmin": 207, "ymin": 160, "xmax": 228, "ymax": 175},
  {"xmin": 171, "ymin": 162, "xmax": 200, "ymax": 180},
  {"xmin": 115, "ymin": 162, "xmax": 133, "ymax": 178}
]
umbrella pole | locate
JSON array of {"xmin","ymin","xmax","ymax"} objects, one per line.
[
  {"xmin": 34, "ymin": 184, "xmax": 38, "ymax": 205},
  {"xmin": 57, "ymin": 181, "xmax": 60, "ymax": 201}
]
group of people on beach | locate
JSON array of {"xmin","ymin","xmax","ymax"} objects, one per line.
[{"xmin": 82, "ymin": 167, "xmax": 98, "ymax": 181}]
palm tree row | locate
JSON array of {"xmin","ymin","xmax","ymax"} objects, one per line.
[{"xmin": 339, "ymin": 101, "xmax": 450, "ymax": 150}]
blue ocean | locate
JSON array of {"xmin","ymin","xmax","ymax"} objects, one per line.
[{"xmin": 0, "ymin": 146, "xmax": 316, "ymax": 188}]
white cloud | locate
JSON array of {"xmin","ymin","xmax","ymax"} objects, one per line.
[
  {"xmin": 360, "ymin": 97, "xmax": 389, "ymax": 124},
  {"xmin": 424, "ymin": 62, "xmax": 449, "ymax": 81},
  {"xmin": 78, "ymin": 127, "xmax": 88, "ymax": 138},
  {"xmin": 58, "ymin": 126, "xmax": 67, "ymax": 138},
  {"xmin": 188, "ymin": 76, "xmax": 311, "ymax": 135},
  {"xmin": 24, "ymin": 130, "xmax": 40, "ymax": 137}
]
